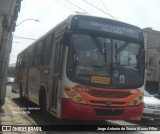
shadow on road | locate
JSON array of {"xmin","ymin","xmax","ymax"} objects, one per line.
[
  {"xmin": 7, "ymin": 97, "xmax": 145, "ymax": 133},
  {"xmin": 11, "ymin": 98, "xmax": 108, "ymax": 126}
]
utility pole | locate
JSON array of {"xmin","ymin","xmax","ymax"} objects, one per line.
[
  {"xmin": 0, "ymin": 16, "xmax": 12, "ymax": 106},
  {"xmin": 0, "ymin": 0, "xmax": 22, "ymax": 106}
]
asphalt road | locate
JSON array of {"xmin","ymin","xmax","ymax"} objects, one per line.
[{"xmin": 1, "ymin": 85, "xmax": 160, "ymax": 134}]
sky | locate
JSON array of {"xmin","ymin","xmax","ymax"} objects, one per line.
[{"xmin": 10, "ymin": 0, "xmax": 160, "ymax": 64}]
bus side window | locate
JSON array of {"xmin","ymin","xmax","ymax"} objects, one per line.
[
  {"xmin": 31, "ymin": 45, "xmax": 37, "ymax": 67},
  {"xmin": 19, "ymin": 55, "xmax": 23, "ymax": 69},
  {"xmin": 42, "ymin": 34, "xmax": 54, "ymax": 65},
  {"xmin": 16, "ymin": 56, "xmax": 20, "ymax": 70},
  {"xmin": 35, "ymin": 41, "xmax": 43, "ymax": 66},
  {"xmin": 23, "ymin": 52, "xmax": 26, "ymax": 68},
  {"xmin": 22, "ymin": 52, "xmax": 26, "ymax": 69}
]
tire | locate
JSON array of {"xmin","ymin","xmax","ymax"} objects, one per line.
[
  {"xmin": 19, "ymin": 84, "xmax": 23, "ymax": 99},
  {"xmin": 12, "ymin": 88, "xmax": 14, "ymax": 93},
  {"xmin": 39, "ymin": 89, "xmax": 47, "ymax": 113},
  {"xmin": 0, "ymin": 102, "xmax": 4, "ymax": 107}
]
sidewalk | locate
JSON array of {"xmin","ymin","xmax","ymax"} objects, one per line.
[
  {"xmin": 0, "ymin": 97, "xmax": 45, "ymax": 134},
  {"xmin": 0, "ymin": 97, "xmax": 16, "ymax": 125}
]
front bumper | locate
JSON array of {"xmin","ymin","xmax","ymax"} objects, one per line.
[{"xmin": 61, "ymin": 98, "xmax": 144, "ymax": 120}]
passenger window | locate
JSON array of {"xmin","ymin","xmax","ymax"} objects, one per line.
[
  {"xmin": 19, "ymin": 55, "xmax": 23, "ymax": 69},
  {"xmin": 42, "ymin": 34, "xmax": 54, "ymax": 65},
  {"xmin": 35, "ymin": 41, "xmax": 43, "ymax": 66},
  {"xmin": 31, "ymin": 45, "xmax": 37, "ymax": 67},
  {"xmin": 16, "ymin": 56, "xmax": 20, "ymax": 70}
]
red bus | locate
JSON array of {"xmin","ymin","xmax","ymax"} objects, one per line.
[{"xmin": 14, "ymin": 14, "xmax": 145, "ymax": 120}]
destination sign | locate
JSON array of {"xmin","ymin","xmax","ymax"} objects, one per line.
[{"xmin": 77, "ymin": 19, "xmax": 141, "ymax": 40}]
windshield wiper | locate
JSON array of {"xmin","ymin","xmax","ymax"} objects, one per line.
[
  {"xmin": 116, "ymin": 41, "xmax": 129, "ymax": 53},
  {"xmin": 90, "ymin": 34, "xmax": 105, "ymax": 55},
  {"xmin": 90, "ymin": 34, "xmax": 108, "ymax": 67}
]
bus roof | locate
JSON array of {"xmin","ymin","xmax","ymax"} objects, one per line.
[
  {"xmin": 18, "ymin": 13, "xmax": 142, "ymax": 55},
  {"xmin": 69, "ymin": 13, "xmax": 141, "ymax": 29}
]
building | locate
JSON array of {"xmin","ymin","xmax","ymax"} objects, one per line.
[
  {"xmin": 143, "ymin": 28, "xmax": 160, "ymax": 94},
  {"xmin": 0, "ymin": 0, "xmax": 22, "ymax": 106}
]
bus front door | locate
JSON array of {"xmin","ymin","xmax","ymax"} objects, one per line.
[
  {"xmin": 23, "ymin": 52, "xmax": 30, "ymax": 98},
  {"xmin": 50, "ymin": 38, "xmax": 64, "ymax": 112}
]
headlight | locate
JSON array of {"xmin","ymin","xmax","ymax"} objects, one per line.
[
  {"xmin": 64, "ymin": 86, "xmax": 87, "ymax": 104},
  {"xmin": 129, "ymin": 94, "xmax": 143, "ymax": 106}
]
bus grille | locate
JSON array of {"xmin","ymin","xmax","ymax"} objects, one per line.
[
  {"xmin": 89, "ymin": 90, "xmax": 131, "ymax": 98},
  {"xmin": 94, "ymin": 108, "xmax": 123, "ymax": 116},
  {"xmin": 90, "ymin": 100, "xmax": 126, "ymax": 105}
]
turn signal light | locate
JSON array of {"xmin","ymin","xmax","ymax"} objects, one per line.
[
  {"xmin": 64, "ymin": 86, "xmax": 87, "ymax": 104},
  {"xmin": 70, "ymin": 91, "xmax": 76, "ymax": 97},
  {"xmin": 129, "ymin": 94, "xmax": 143, "ymax": 106}
]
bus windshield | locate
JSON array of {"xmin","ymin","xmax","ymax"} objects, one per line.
[{"xmin": 68, "ymin": 33, "xmax": 144, "ymax": 88}]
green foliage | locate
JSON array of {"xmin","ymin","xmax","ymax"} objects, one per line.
[{"xmin": 8, "ymin": 67, "xmax": 15, "ymax": 77}]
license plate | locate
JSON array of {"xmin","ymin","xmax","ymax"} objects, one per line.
[{"xmin": 153, "ymin": 111, "xmax": 160, "ymax": 115}]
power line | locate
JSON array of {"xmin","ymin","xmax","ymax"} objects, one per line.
[
  {"xmin": 100, "ymin": 0, "xmax": 111, "ymax": 15},
  {"xmin": 54, "ymin": 0, "xmax": 77, "ymax": 12},
  {"xmin": 82, "ymin": 0, "xmax": 118, "ymax": 20},
  {"xmin": 65, "ymin": 0, "xmax": 91, "ymax": 15}
]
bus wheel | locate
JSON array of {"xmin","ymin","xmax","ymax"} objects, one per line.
[
  {"xmin": 19, "ymin": 84, "xmax": 23, "ymax": 99},
  {"xmin": 39, "ymin": 89, "xmax": 47, "ymax": 113}
]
